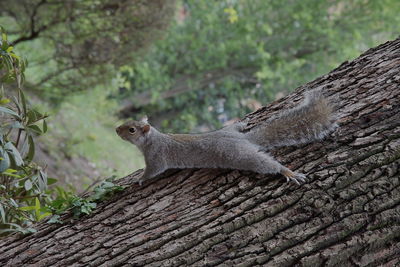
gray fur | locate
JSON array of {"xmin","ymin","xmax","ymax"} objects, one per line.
[
  {"xmin": 141, "ymin": 128, "xmax": 284, "ymax": 181},
  {"xmin": 245, "ymin": 90, "xmax": 337, "ymax": 149},
  {"xmin": 116, "ymin": 90, "xmax": 336, "ymax": 185}
]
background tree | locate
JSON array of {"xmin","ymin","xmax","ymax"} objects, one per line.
[
  {"xmin": 0, "ymin": 0, "xmax": 177, "ymax": 185},
  {"xmin": 116, "ymin": 0, "xmax": 400, "ymax": 131},
  {"xmin": 0, "ymin": 0, "xmax": 176, "ymax": 97},
  {"xmin": 0, "ymin": 36, "xmax": 399, "ymax": 266}
]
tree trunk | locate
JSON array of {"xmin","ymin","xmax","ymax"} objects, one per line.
[{"xmin": 1, "ymin": 38, "xmax": 399, "ymax": 267}]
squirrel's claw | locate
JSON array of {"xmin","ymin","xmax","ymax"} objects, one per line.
[
  {"xmin": 136, "ymin": 178, "xmax": 145, "ymax": 187},
  {"xmin": 282, "ymin": 170, "xmax": 306, "ymax": 185},
  {"xmin": 294, "ymin": 172, "xmax": 307, "ymax": 183}
]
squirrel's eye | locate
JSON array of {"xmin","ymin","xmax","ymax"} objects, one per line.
[{"xmin": 128, "ymin": 127, "xmax": 136, "ymax": 134}]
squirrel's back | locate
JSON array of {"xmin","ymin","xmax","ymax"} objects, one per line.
[{"xmin": 245, "ymin": 90, "xmax": 338, "ymax": 149}]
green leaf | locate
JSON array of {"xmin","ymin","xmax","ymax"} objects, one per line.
[
  {"xmin": 47, "ymin": 177, "xmax": 58, "ymax": 185},
  {"xmin": 0, "ymin": 229, "xmax": 17, "ymax": 234},
  {"xmin": 35, "ymin": 197, "xmax": 41, "ymax": 220},
  {"xmin": 1, "ymin": 30, "xmax": 7, "ymax": 42},
  {"xmin": 38, "ymin": 212, "xmax": 52, "ymax": 221},
  {"xmin": 81, "ymin": 202, "xmax": 96, "ymax": 215},
  {"xmin": 1, "ymin": 223, "xmax": 37, "ymax": 235},
  {"xmin": 26, "ymin": 135, "xmax": 35, "ymax": 162},
  {"xmin": 21, "ymin": 58, "xmax": 27, "ymax": 72},
  {"xmin": 1, "ymin": 223, "xmax": 23, "ymax": 232},
  {"xmin": 24, "ymin": 180, "xmax": 33, "ymax": 191},
  {"xmin": 9, "ymin": 52, "xmax": 19, "ymax": 60},
  {"xmin": 2, "ymin": 172, "xmax": 21, "ymax": 178},
  {"xmin": 0, "ymin": 106, "xmax": 20, "ymax": 118},
  {"xmin": 0, "ymin": 147, "xmax": 10, "ymax": 172},
  {"xmin": 47, "ymin": 215, "xmax": 63, "ymax": 224},
  {"xmin": 19, "ymin": 206, "xmax": 36, "ymax": 211},
  {"xmin": 1, "ymin": 39, "xmax": 8, "ymax": 51},
  {"xmin": 0, "ymin": 224, "xmax": 36, "ymax": 235},
  {"xmin": 18, "ymin": 88, "xmax": 27, "ymax": 115},
  {"xmin": 4, "ymin": 168, "xmax": 21, "ymax": 177},
  {"xmin": 0, "ymin": 97, "xmax": 10, "ymax": 105},
  {"xmin": 27, "ymin": 124, "xmax": 42, "ymax": 135},
  {"xmin": 9, "ymin": 121, "xmax": 24, "ymax": 129},
  {"xmin": 27, "ymin": 110, "xmax": 38, "ymax": 124},
  {"xmin": 9, "ymin": 198, "xmax": 18, "ymax": 208},
  {"xmin": 5, "ymin": 142, "xmax": 24, "ymax": 166},
  {"xmin": 43, "ymin": 119, "xmax": 48, "ymax": 133},
  {"xmin": 24, "ymin": 228, "xmax": 37, "ymax": 234},
  {"xmin": 3, "ymin": 56, "xmax": 12, "ymax": 71},
  {"xmin": 0, "ymin": 204, "xmax": 6, "ymax": 223},
  {"xmin": 38, "ymin": 170, "xmax": 47, "ymax": 191}
]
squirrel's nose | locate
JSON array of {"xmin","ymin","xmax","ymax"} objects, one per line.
[{"xmin": 116, "ymin": 126, "xmax": 121, "ymax": 134}]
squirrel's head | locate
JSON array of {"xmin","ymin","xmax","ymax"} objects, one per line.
[{"xmin": 116, "ymin": 119, "xmax": 151, "ymax": 147}]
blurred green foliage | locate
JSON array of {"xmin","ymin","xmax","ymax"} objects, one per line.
[
  {"xmin": 0, "ymin": 27, "xmax": 126, "ymax": 236},
  {"xmin": 0, "ymin": 0, "xmax": 176, "ymax": 98},
  {"xmin": 43, "ymin": 86, "xmax": 144, "ymax": 181},
  {"xmin": 0, "ymin": 0, "xmax": 151, "ymax": 194},
  {"xmin": 116, "ymin": 0, "xmax": 400, "ymax": 131}
]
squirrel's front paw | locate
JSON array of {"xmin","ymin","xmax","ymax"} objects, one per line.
[
  {"xmin": 281, "ymin": 169, "xmax": 306, "ymax": 185},
  {"xmin": 135, "ymin": 177, "xmax": 145, "ymax": 187},
  {"xmin": 136, "ymin": 173, "xmax": 154, "ymax": 186}
]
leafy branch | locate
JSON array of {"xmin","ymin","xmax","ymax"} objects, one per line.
[{"xmin": 0, "ymin": 26, "xmax": 51, "ymax": 236}]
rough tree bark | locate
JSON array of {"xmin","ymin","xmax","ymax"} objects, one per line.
[{"xmin": 1, "ymin": 38, "xmax": 399, "ymax": 267}]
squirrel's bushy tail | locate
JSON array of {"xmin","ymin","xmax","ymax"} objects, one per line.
[{"xmin": 246, "ymin": 90, "xmax": 338, "ymax": 149}]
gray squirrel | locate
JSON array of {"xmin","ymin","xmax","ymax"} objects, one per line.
[{"xmin": 116, "ymin": 90, "xmax": 337, "ymax": 186}]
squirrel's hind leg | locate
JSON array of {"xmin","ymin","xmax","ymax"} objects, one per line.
[
  {"xmin": 281, "ymin": 168, "xmax": 306, "ymax": 185},
  {"xmin": 248, "ymin": 151, "xmax": 307, "ymax": 185}
]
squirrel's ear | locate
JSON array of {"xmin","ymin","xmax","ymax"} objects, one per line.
[
  {"xmin": 142, "ymin": 124, "xmax": 150, "ymax": 134},
  {"xmin": 140, "ymin": 116, "xmax": 148, "ymax": 124}
]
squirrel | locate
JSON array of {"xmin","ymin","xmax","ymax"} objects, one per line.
[{"xmin": 116, "ymin": 90, "xmax": 337, "ymax": 186}]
